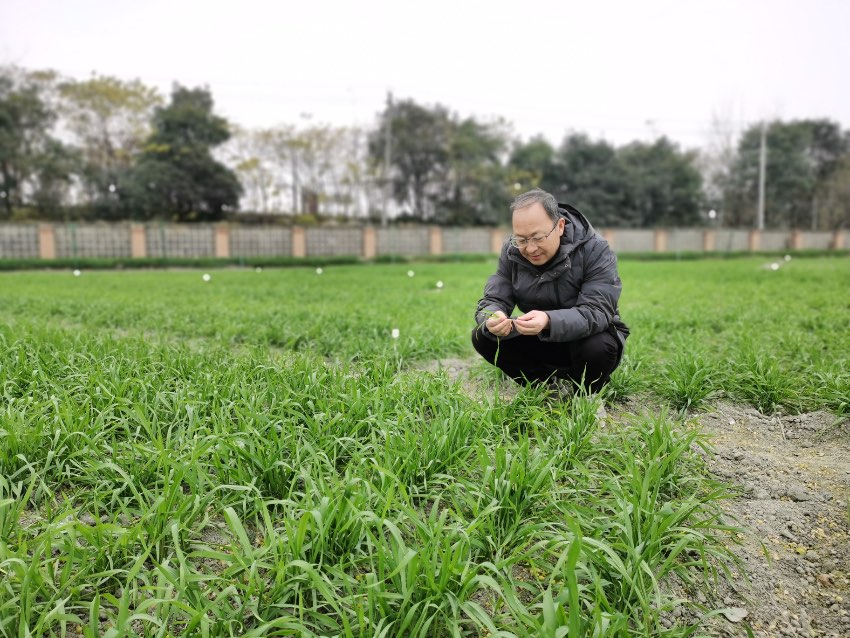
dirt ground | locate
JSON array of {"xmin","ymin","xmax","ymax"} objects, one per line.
[
  {"xmin": 425, "ymin": 358, "xmax": 850, "ymax": 638},
  {"xmin": 692, "ymin": 403, "xmax": 850, "ymax": 638}
]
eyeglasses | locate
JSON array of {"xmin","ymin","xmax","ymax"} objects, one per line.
[{"xmin": 509, "ymin": 220, "xmax": 559, "ymax": 248}]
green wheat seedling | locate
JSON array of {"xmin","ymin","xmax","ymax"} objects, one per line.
[
  {"xmin": 456, "ymin": 439, "xmax": 556, "ymax": 560},
  {"xmin": 604, "ymin": 353, "xmax": 645, "ymax": 403},
  {"xmin": 1, "ymin": 258, "xmax": 848, "ymax": 636},
  {"xmin": 731, "ymin": 344, "xmax": 798, "ymax": 414},
  {"xmin": 809, "ymin": 367, "xmax": 850, "ymax": 418},
  {"xmin": 658, "ymin": 352, "xmax": 719, "ymax": 413}
]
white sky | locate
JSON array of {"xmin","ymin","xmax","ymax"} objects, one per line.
[{"xmin": 3, "ymin": 0, "xmax": 849, "ymax": 150}]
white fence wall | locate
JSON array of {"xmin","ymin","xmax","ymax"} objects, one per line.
[{"xmin": 1, "ymin": 223, "xmax": 845, "ymax": 260}]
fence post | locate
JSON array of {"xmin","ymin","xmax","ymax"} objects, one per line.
[
  {"xmin": 831, "ymin": 229, "xmax": 845, "ymax": 250},
  {"xmin": 130, "ymin": 224, "xmax": 147, "ymax": 258},
  {"xmin": 214, "ymin": 224, "xmax": 230, "ymax": 258},
  {"xmin": 490, "ymin": 228, "xmax": 505, "ymax": 254},
  {"xmin": 790, "ymin": 230, "xmax": 804, "ymax": 250},
  {"xmin": 653, "ymin": 228, "xmax": 668, "ymax": 253},
  {"xmin": 601, "ymin": 229, "xmax": 616, "ymax": 249},
  {"xmin": 703, "ymin": 229, "xmax": 716, "ymax": 252},
  {"xmin": 748, "ymin": 229, "xmax": 761, "ymax": 252},
  {"xmin": 292, "ymin": 226, "xmax": 306, "ymax": 258},
  {"xmin": 429, "ymin": 226, "xmax": 443, "ymax": 256},
  {"xmin": 363, "ymin": 226, "xmax": 377, "ymax": 259},
  {"xmin": 38, "ymin": 223, "xmax": 56, "ymax": 259}
]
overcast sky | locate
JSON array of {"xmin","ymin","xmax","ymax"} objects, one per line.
[{"xmin": 3, "ymin": 0, "xmax": 849, "ymax": 150}]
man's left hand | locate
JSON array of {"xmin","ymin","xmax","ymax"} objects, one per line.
[{"xmin": 513, "ymin": 310, "xmax": 549, "ymax": 335}]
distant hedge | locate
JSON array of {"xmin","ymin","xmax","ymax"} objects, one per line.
[{"xmin": 0, "ymin": 249, "xmax": 846, "ymax": 272}]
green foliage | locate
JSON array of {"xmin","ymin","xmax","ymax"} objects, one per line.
[
  {"xmin": 5, "ymin": 63, "xmax": 850, "ymax": 229},
  {"xmin": 437, "ymin": 116, "xmax": 512, "ymax": 225},
  {"xmin": 57, "ymin": 74, "xmax": 162, "ymax": 219},
  {"xmin": 0, "ymin": 66, "xmax": 76, "ymax": 219},
  {"xmin": 123, "ymin": 85, "xmax": 242, "ymax": 221},
  {"xmin": 508, "ymin": 135, "xmax": 556, "ymax": 189},
  {"xmin": 723, "ymin": 118, "xmax": 849, "ymax": 229},
  {"xmin": 553, "ymin": 134, "xmax": 630, "ymax": 226},
  {"xmin": 0, "ymin": 327, "xmax": 738, "ymax": 636},
  {"xmin": 510, "ymin": 133, "xmax": 704, "ymax": 227},
  {"xmin": 370, "ymin": 98, "xmax": 513, "ymax": 225},
  {"xmin": 370, "ymin": 99, "xmax": 451, "ymax": 220},
  {"xmin": 657, "ymin": 351, "xmax": 719, "ymax": 413},
  {"xmin": 619, "ymin": 137, "xmax": 704, "ymax": 227}
]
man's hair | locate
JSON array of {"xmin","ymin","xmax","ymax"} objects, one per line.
[{"xmin": 510, "ymin": 188, "xmax": 560, "ymax": 223}]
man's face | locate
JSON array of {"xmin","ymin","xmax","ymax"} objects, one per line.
[{"xmin": 512, "ymin": 202, "xmax": 565, "ymax": 266}]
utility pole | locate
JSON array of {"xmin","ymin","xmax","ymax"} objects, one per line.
[
  {"xmin": 756, "ymin": 121, "xmax": 767, "ymax": 230},
  {"xmin": 382, "ymin": 91, "xmax": 393, "ymax": 227}
]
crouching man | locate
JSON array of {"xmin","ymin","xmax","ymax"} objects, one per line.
[{"xmin": 472, "ymin": 188, "xmax": 629, "ymax": 395}]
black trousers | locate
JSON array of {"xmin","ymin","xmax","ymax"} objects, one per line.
[{"xmin": 471, "ymin": 327, "xmax": 622, "ymax": 393}]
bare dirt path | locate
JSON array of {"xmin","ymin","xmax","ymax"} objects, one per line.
[
  {"xmin": 696, "ymin": 404, "xmax": 849, "ymax": 638},
  {"xmin": 425, "ymin": 358, "xmax": 850, "ymax": 637}
]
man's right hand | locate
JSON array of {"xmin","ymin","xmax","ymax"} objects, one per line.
[{"xmin": 485, "ymin": 311, "xmax": 513, "ymax": 337}]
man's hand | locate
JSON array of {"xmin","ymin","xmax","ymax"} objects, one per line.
[
  {"xmin": 485, "ymin": 311, "xmax": 513, "ymax": 337},
  {"xmin": 513, "ymin": 310, "xmax": 550, "ymax": 335}
]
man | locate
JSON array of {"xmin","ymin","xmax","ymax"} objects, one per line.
[{"xmin": 472, "ymin": 188, "xmax": 628, "ymax": 395}]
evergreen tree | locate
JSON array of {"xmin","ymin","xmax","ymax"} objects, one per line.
[{"xmin": 124, "ymin": 85, "xmax": 241, "ymax": 221}]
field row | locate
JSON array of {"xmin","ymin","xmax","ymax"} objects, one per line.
[{"xmin": 1, "ymin": 257, "xmax": 848, "ymax": 636}]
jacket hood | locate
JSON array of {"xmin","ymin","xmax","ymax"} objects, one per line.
[{"xmin": 557, "ymin": 202, "xmax": 597, "ymax": 251}]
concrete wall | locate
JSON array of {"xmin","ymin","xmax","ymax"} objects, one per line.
[
  {"xmin": 607, "ymin": 230, "xmax": 654, "ymax": 253},
  {"xmin": 230, "ymin": 226, "xmax": 292, "ymax": 257},
  {"xmin": 804, "ymin": 232, "xmax": 835, "ymax": 250},
  {"xmin": 665, "ymin": 229, "xmax": 704, "ymax": 252},
  {"xmin": 306, "ymin": 227, "xmax": 362, "ymax": 257},
  {"xmin": 759, "ymin": 231, "xmax": 789, "ymax": 251},
  {"xmin": 441, "ymin": 227, "xmax": 495, "ymax": 254},
  {"xmin": 713, "ymin": 230, "xmax": 751, "ymax": 252},
  {"xmin": 0, "ymin": 222, "xmax": 845, "ymax": 260},
  {"xmin": 376, "ymin": 227, "xmax": 430, "ymax": 256}
]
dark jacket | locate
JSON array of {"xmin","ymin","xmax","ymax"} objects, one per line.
[{"xmin": 475, "ymin": 203, "xmax": 629, "ymax": 346}]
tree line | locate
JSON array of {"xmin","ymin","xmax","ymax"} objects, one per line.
[{"xmin": 2, "ymin": 65, "xmax": 849, "ymax": 228}]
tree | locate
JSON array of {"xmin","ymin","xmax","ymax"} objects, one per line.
[
  {"xmin": 507, "ymin": 135, "xmax": 559, "ymax": 214},
  {"xmin": 697, "ymin": 109, "xmax": 742, "ymax": 224},
  {"xmin": 723, "ymin": 119, "xmax": 847, "ymax": 228},
  {"xmin": 221, "ymin": 126, "xmax": 282, "ymax": 214},
  {"xmin": 508, "ymin": 135, "xmax": 556, "ymax": 191},
  {"xmin": 436, "ymin": 116, "xmax": 511, "ymax": 225},
  {"xmin": 58, "ymin": 74, "xmax": 161, "ymax": 217},
  {"xmin": 0, "ymin": 66, "xmax": 75, "ymax": 218},
  {"xmin": 552, "ymin": 134, "xmax": 628, "ymax": 226},
  {"xmin": 618, "ymin": 137, "xmax": 704, "ymax": 227},
  {"xmin": 123, "ymin": 85, "xmax": 241, "ymax": 221},
  {"xmin": 815, "ymin": 155, "xmax": 850, "ymax": 229},
  {"xmin": 370, "ymin": 99, "xmax": 451, "ymax": 220},
  {"xmin": 222, "ymin": 123, "xmax": 376, "ymax": 218},
  {"xmin": 370, "ymin": 98, "xmax": 517, "ymax": 224}
]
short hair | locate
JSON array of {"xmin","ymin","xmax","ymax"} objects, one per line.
[{"xmin": 510, "ymin": 188, "xmax": 560, "ymax": 223}]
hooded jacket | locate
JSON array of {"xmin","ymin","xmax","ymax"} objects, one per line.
[{"xmin": 475, "ymin": 203, "xmax": 629, "ymax": 346}]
